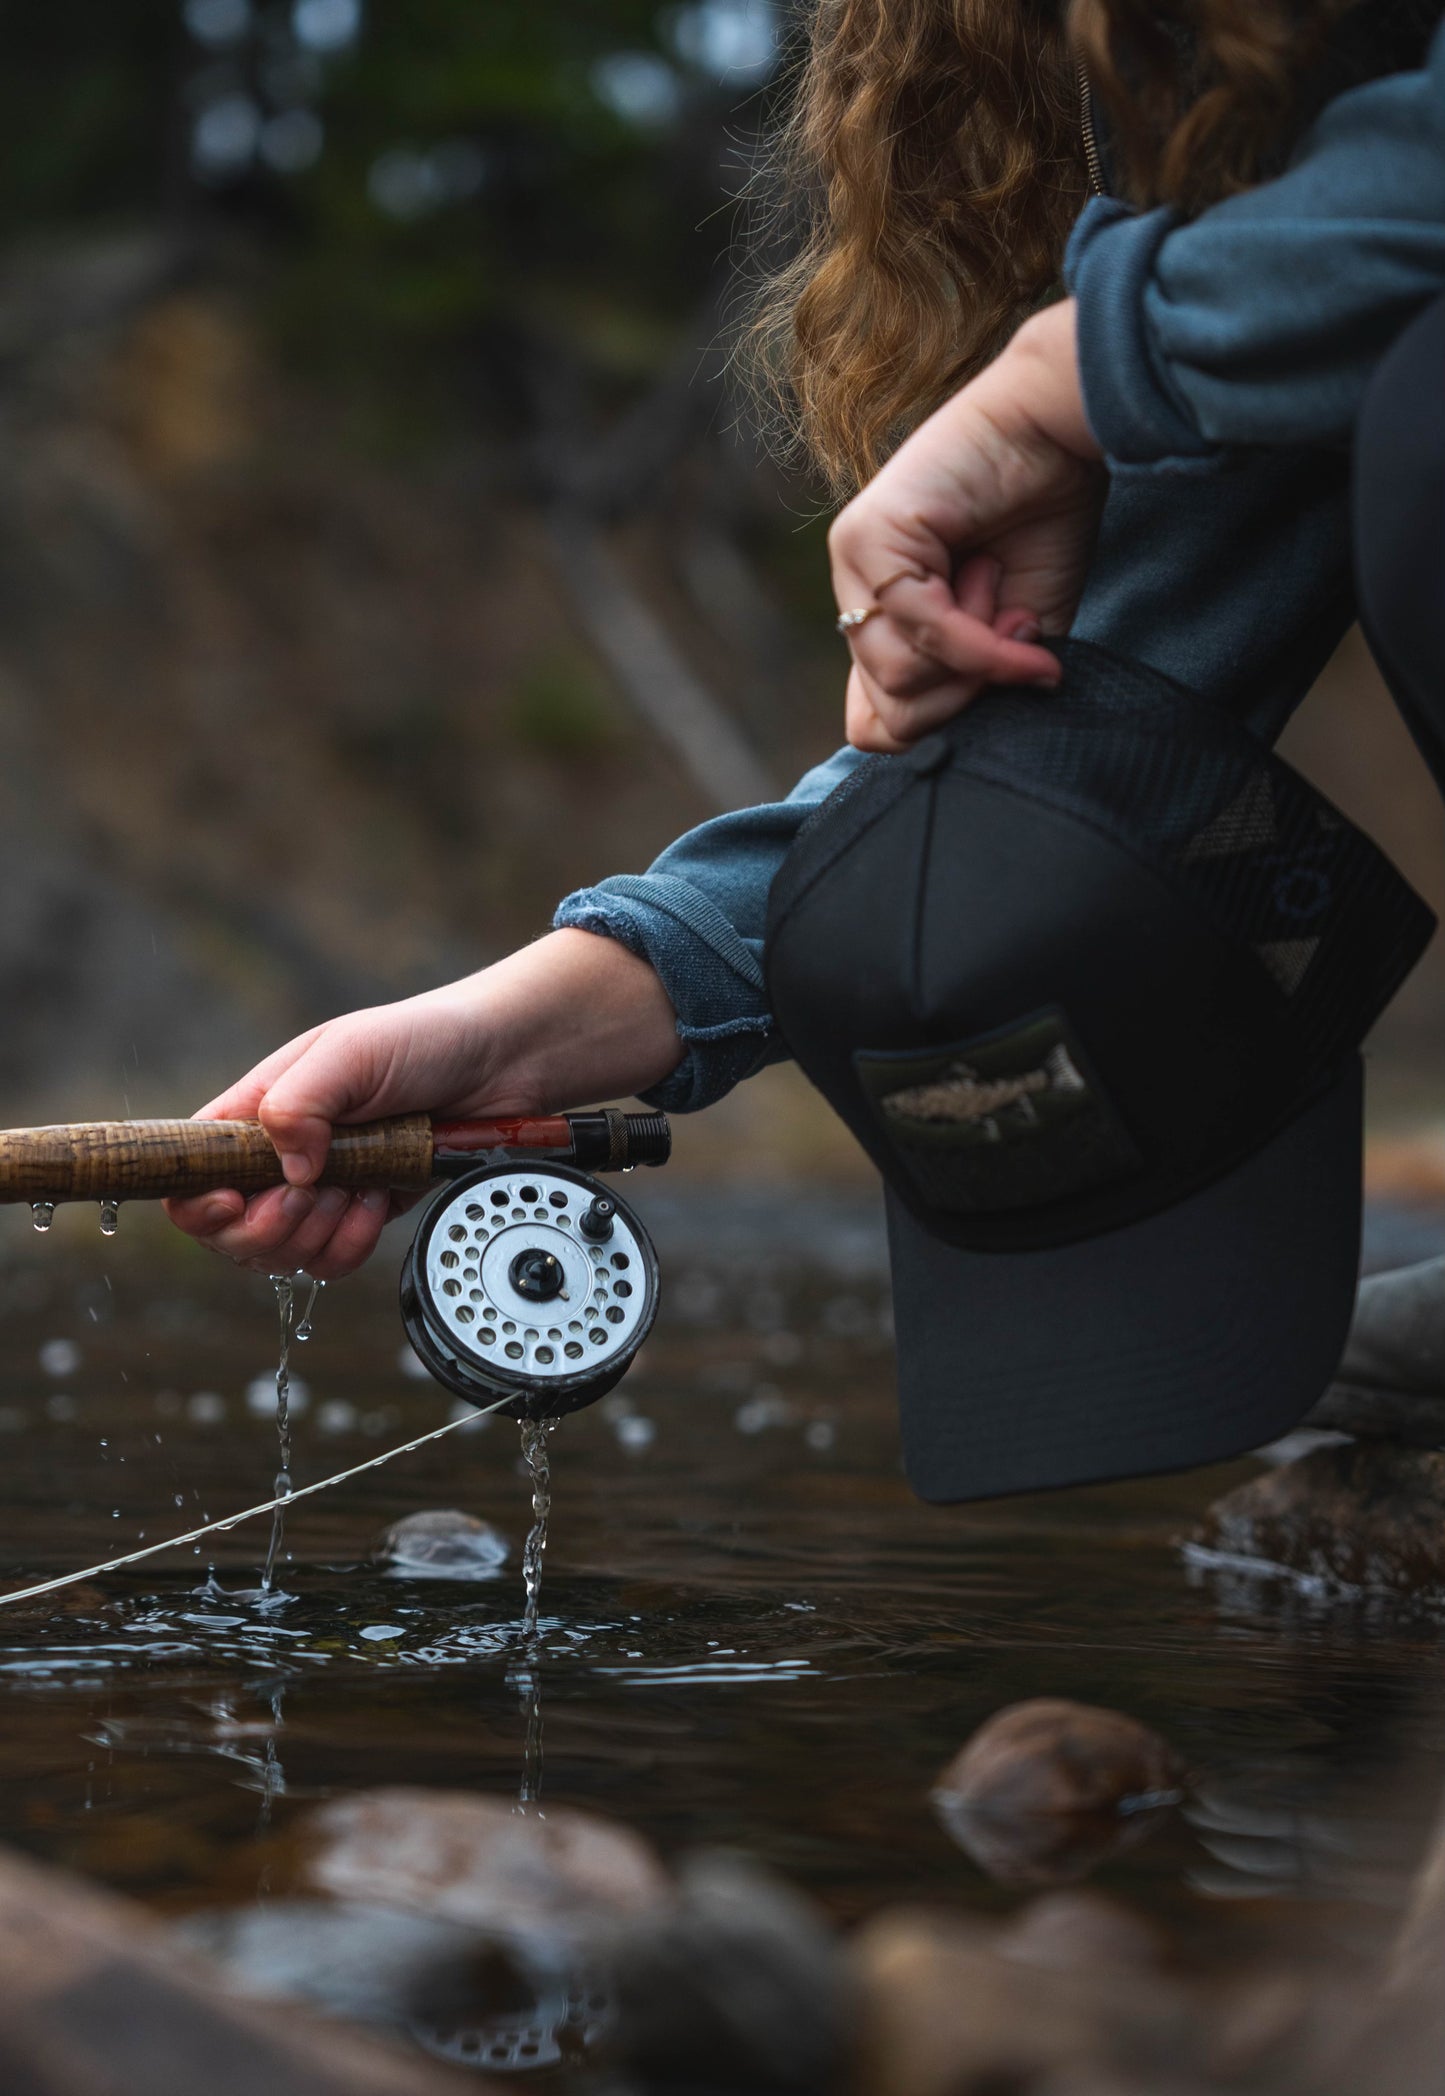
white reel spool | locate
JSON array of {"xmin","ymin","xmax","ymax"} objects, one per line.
[{"xmin": 399, "ymin": 1161, "xmax": 658, "ymax": 1420}]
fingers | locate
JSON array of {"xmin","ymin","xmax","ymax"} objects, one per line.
[
  {"xmin": 301, "ymin": 1188, "xmax": 395, "ymax": 1281},
  {"xmin": 254, "ymin": 1014, "xmax": 397, "ymax": 1187},
  {"xmin": 167, "ymin": 1182, "xmax": 347, "ymax": 1272},
  {"xmin": 162, "ymin": 1182, "xmax": 395, "ymax": 1279},
  {"xmin": 863, "ymin": 573, "xmax": 1061, "ymax": 691},
  {"xmin": 164, "ymin": 1188, "xmax": 247, "ymax": 1238},
  {"xmin": 845, "ymin": 668, "xmax": 911, "ymax": 754},
  {"xmin": 953, "ymin": 552, "xmax": 1002, "ymax": 625},
  {"xmin": 194, "ymin": 1014, "xmax": 401, "ymax": 1186},
  {"xmin": 193, "ymin": 1027, "xmax": 326, "ymax": 1124},
  {"xmin": 995, "ymin": 605, "xmax": 1044, "ymax": 645},
  {"xmin": 845, "ymin": 664, "xmax": 980, "ymax": 753}
]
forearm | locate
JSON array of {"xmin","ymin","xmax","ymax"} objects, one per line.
[
  {"xmin": 966, "ymin": 301, "xmax": 1099, "ymax": 464},
  {"xmin": 471, "ymin": 929, "xmax": 684, "ymax": 1110},
  {"xmin": 554, "ymin": 746, "xmax": 869, "ymax": 1111}
]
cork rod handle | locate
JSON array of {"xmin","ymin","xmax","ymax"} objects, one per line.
[{"xmin": 0, "ymin": 1116, "xmax": 436, "ymax": 1205}]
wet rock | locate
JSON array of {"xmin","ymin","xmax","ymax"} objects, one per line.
[
  {"xmin": 932, "ymin": 1701, "xmax": 1184, "ymax": 1888},
  {"xmin": 1194, "ymin": 1441, "xmax": 1445, "ymax": 1594},
  {"xmin": 998, "ymin": 1892, "xmax": 1167, "ymax": 1975},
  {"xmin": 182, "ymin": 1898, "xmax": 614, "ymax": 2077},
  {"xmin": 1307, "ymin": 1253, "xmax": 1445, "ymax": 1445},
  {"xmin": 295, "ymin": 1787, "xmax": 670, "ymax": 1938},
  {"xmin": 178, "ymin": 1900, "xmax": 489, "ymax": 2025},
  {"xmin": 850, "ymin": 1908, "xmax": 1201, "ymax": 2096},
  {"xmin": 603, "ymin": 1851, "xmax": 847, "ymax": 2095},
  {"xmin": 0, "ymin": 1841, "xmax": 465, "ymax": 2095},
  {"xmin": 371, "ymin": 1510, "xmax": 508, "ymax": 1579}
]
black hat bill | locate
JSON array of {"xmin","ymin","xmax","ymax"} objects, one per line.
[{"xmin": 765, "ymin": 643, "xmax": 1434, "ymax": 1504}]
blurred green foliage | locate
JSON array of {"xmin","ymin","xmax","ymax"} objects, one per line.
[
  {"xmin": 2, "ymin": 0, "xmax": 779, "ymax": 423},
  {"xmin": 1, "ymin": 2, "xmax": 185, "ymax": 230}
]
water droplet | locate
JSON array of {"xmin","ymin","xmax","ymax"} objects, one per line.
[
  {"xmin": 30, "ymin": 1202, "xmax": 54, "ymax": 1233},
  {"xmin": 99, "ymin": 1199, "xmax": 119, "ymax": 1237},
  {"xmin": 295, "ymin": 1276, "xmax": 324, "ymax": 1342}
]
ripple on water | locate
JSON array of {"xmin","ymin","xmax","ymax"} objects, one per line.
[{"xmin": 2, "ymin": 1197, "xmax": 1444, "ymax": 1970}]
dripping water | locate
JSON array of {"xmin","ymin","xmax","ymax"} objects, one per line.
[
  {"xmin": 98, "ymin": 1198, "xmax": 119, "ymax": 1238},
  {"xmin": 295, "ymin": 1277, "xmax": 324, "ymax": 1343},
  {"xmin": 260, "ymin": 1275, "xmax": 299, "ymax": 1595},
  {"xmin": 517, "ymin": 1663, "xmax": 544, "ymax": 1807},
  {"xmin": 519, "ymin": 1417, "xmax": 556, "ymax": 1640},
  {"xmin": 30, "ymin": 1202, "xmax": 53, "ymax": 1234},
  {"xmin": 517, "ymin": 1415, "xmax": 558, "ymax": 1804},
  {"xmin": 257, "ymin": 1686, "xmax": 286, "ymax": 1829}
]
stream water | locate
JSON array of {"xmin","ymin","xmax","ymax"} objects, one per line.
[
  {"xmin": 261, "ymin": 1274, "xmax": 323, "ymax": 1596},
  {"xmin": 1, "ymin": 1187, "xmax": 1445, "ymax": 2080}
]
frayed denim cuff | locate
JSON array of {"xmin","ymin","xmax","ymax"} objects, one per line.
[{"xmin": 553, "ymin": 878, "xmax": 780, "ymax": 1114}]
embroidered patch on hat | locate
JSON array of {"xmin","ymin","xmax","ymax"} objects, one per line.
[{"xmin": 854, "ymin": 1010, "xmax": 1143, "ymax": 1215}]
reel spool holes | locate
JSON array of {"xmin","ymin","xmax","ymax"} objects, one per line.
[{"xmin": 400, "ymin": 1162, "xmax": 659, "ymax": 1421}]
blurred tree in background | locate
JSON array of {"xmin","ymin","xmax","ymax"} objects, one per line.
[
  {"xmin": 0, "ymin": 0, "xmax": 1441, "ymax": 1150},
  {"xmin": 5, "ymin": 0, "xmax": 790, "ymax": 441},
  {"xmin": 0, "ymin": 0, "xmax": 850, "ymax": 1126}
]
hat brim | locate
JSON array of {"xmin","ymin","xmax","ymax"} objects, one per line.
[{"xmin": 888, "ymin": 1063, "xmax": 1363, "ymax": 1504}]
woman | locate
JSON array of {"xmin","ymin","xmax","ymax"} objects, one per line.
[
  {"xmin": 168, "ymin": 0, "xmax": 1445, "ymax": 1279},
  {"xmin": 829, "ymin": 12, "xmax": 1445, "ymax": 753}
]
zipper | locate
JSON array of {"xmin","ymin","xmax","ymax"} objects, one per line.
[{"xmin": 1077, "ymin": 59, "xmax": 1108, "ymax": 198}]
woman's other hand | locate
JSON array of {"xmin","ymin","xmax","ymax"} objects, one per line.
[
  {"xmin": 163, "ymin": 930, "xmax": 681, "ymax": 1280},
  {"xmin": 829, "ymin": 301, "xmax": 1106, "ymax": 753}
]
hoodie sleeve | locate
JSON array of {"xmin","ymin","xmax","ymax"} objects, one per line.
[
  {"xmin": 1066, "ymin": 18, "xmax": 1445, "ymax": 467},
  {"xmin": 552, "ymin": 747, "xmax": 866, "ymax": 1112}
]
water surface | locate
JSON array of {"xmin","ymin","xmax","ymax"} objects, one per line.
[{"xmin": 0, "ymin": 1189, "xmax": 1440, "ymax": 2054}]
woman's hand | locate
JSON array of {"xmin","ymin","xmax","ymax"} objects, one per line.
[
  {"xmin": 829, "ymin": 301, "xmax": 1107, "ymax": 753},
  {"xmin": 163, "ymin": 930, "xmax": 682, "ymax": 1279}
]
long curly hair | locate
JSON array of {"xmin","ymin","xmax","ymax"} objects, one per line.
[{"xmin": 749, "ymin": 0, "xmax": 1358, "ymax": 492}]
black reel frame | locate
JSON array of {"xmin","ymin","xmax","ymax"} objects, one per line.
[{"xmin": 400, "ymin": 1160, "xmax": 660, "ymax": 1422}]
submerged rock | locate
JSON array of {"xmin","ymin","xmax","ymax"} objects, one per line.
[
  {"xmin": 371, "ymin": 1510, "xmax": 509, "ymax": 1579},
  {"xmin": 603, "ymin": 1851, "xmax": 847, "ymax": 2096},
  {"xmin": 850, "ymin": 1907, "xmax": 1200, "ymax": 2096},
  {"xmin": 295, "ymin": 1787, "xmax": 670, "ymax": 1938},
  {"xmin": 1194, "ymin": 1441, "xmax": 1445, "ymax": 1595},
  {"xmin": 183, "ymin": 1898, "xmax": 613, "ymax": 2077},
  {"xmin": 932, "ymin": 1700, "xmax": 1184, "ymax": 1888},
  {"xmin": 178, "ymin": 1900, "xmax": 490, "ymax": 2026},
  {"xmin": 997, "ymin": 1891, "xmax": 1168, "ymax": 1975},
  {"xmin": 0, "ymin": 1842, "xmax": 458, "ymax": 2096}
]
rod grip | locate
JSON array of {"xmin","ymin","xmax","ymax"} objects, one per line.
[{"xmin": 0, "ymin": 1115, "xmax": 436, "ymax": 1204}]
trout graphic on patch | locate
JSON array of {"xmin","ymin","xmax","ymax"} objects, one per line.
[{"xmin": 879, "ymin": 1043, "xmax": 1086, "ymax": 1145}]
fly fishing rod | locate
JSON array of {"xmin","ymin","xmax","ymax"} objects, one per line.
[
  {"xmin": 0, "ymin": 1108, "xmax": 669, "ymax": 1204},
  {"xmin": 0, "ymin": 1108, "xmax": 670, "ymax": 1423}
]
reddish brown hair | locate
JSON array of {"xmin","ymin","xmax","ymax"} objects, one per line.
[{"xmin": 750, "ymin": 0, "xmax": 1355, "ymax": 492}]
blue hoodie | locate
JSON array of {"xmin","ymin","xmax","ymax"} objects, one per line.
[{"xmin": 555, "ymin": 19, "xmax": 1445, "ymax": 1115}]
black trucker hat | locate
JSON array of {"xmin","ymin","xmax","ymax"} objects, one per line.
[{"xmin": 765, "ymin": 641, "xmax": 1435, "ymax": 1503}]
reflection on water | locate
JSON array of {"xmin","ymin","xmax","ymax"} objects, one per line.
[{"xmin": 0, "ymin": 1191, "xmax": 1443, "ymax": 2073}]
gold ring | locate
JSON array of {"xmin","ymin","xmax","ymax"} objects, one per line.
[
  {"xmin": 835, "ymin": 604, "xmax": 883, "ymax": 635},
  {"xmin": 874, "ymin": 566, "xmax": 929, "ymax": 598}
]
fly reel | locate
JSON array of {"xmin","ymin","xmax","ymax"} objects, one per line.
[{"xmin": 400, "ymin": 1161, "xmax": 659, "ymax": 1422}]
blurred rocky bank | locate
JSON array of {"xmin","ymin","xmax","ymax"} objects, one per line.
[{"xmin": 0, "ymin": 229, "xmax": 1442, "ymax": 1183}]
